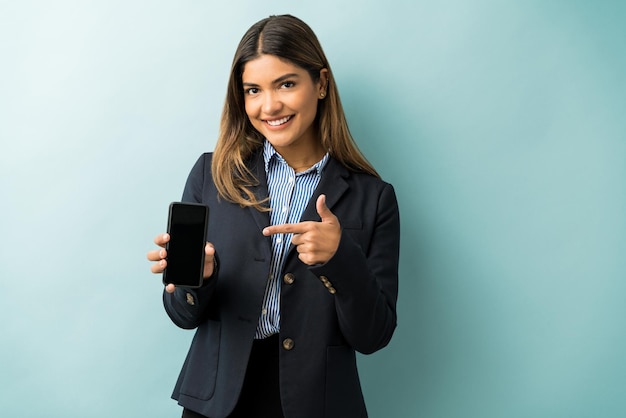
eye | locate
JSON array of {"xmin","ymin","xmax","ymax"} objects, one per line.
[
  {"xmin": 280, "ymin": 81, "xmax": 295, "ymax": 89},
  {"xmin": 245, "ymin": 87, "xmax": 259, "ymax": 95}
]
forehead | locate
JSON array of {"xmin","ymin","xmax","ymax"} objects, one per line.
[{"xmin": 242, "ymin": 54, "xmax": 307, "ymax": 83}]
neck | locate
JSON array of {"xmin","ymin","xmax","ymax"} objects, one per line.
[
  {"xmin": 285, "ymin": 149, "xmax": 325, "ymax": 172},
  {"xmin": 274, "ymin": 140, "xmax": 325, "ymax": 173}
]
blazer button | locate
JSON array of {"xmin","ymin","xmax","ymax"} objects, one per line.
[
  {"xmin": 186, "ymin": 293, "xmax": 195, "ymax": 306},
  {"xmin": 328, "ymin": 287, "xmax": 337, "ymax": 295},
  {"xmin": 320, "ymin": 275, "xmax": 329, "ymax": 284},
  {"xmin": 283, "ymin": 273, "xmax": 295, "ymax": 285},
  {"xmin": 282, "ymin": 338, "xmax": 295, "ymax": 351}
]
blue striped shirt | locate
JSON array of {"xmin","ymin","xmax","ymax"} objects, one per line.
[{"xmin": 255, "ymin": 140, "xmax": 329, "ymax": 339}]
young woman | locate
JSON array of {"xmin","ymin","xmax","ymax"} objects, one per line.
[{"xmin": 147, "ymin": 14, "xmax": 400, "ymax": 418}]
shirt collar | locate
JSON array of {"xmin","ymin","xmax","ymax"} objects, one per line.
[{"xmin": 263, "ymin": 140, "xmax": 329, "ymax": 176}]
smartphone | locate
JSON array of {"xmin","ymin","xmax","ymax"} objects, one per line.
[{"xmin": 163, "ymin": 202, "xmax": 209, "ymax": 288}]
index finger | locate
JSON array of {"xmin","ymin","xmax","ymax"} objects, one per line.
[{"xmin": 263, "ymin": 223, "xmax": 309, "ymax": 236}]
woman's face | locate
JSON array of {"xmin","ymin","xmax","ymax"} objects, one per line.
[{"xmin": 242, "ymin": 54, "xmax": 327, "ymax": 156}]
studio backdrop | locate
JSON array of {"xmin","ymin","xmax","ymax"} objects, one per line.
[{"xmin": 1, "ymin": 1, "xmax": 624, "ymax": 417}]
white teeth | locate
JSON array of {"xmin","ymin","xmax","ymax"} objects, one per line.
[{"xmin": 266, "ymin": 116, "xmax": 291, "ymax": 126}]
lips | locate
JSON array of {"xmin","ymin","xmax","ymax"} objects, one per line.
[{"xmin": 265, "ymin": 115, "xmax": 292, "ymax": 126}]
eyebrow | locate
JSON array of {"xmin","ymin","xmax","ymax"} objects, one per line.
[{"xmin": 242, "ymin": 73, "xmax": 300, "ymax": 87}]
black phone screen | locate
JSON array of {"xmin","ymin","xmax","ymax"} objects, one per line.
[{"xmin": 163, "ymin": 202, "xmax": 209, "ymax": 288}]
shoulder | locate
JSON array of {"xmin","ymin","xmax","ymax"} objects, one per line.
[
  {"xmin": 196, "ymin": 152, "xmax": 214, "ymax": 167},
  {"xmin": 182, "ymin": 153, "xmax": 215, "ymax": 203},
  {"xmin": 188, "ymin": 152, "xmax": 215, "ymax": 177},
  {"xmin": 328, "ymin": 157, "xmax": 395, "ymax": 194},
  {"xmin": 349, "ymin": 170, "xmax": 398, "ymax": 210}
]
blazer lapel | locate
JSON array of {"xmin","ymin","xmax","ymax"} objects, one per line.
[
  {"xmin": 284, "ymin": 157, "xmax": 350, "ymax": 260},
  {"xmin": 247, "ymin": 152, "xmax": 350, "ymax": 261},
  {"xmin": 285, "ymin": 157, "xmax": 350, "ymax": 262},
  {"xmin": 299, "ymin": 156, "xmax": 350, "ymax": 222},
  {"xmin": 247, "ymin": 149, "xmax": 272, "ymax": 234}
]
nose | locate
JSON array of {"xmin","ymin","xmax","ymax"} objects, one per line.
[{"xmin": 262, "ymin": 91, "xmax": 282, "ymax": 115}]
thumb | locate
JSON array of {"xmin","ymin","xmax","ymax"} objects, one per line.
[{"xmin": 316, "ymin": 194, "xmax": 337, "ymax": 223}]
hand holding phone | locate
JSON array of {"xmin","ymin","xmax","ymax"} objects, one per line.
[{"xmin": 162, "ymin": 202, "xmax": 209, "ymax": 288}]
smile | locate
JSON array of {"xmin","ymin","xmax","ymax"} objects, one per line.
[{"xmin": 265, "ymin": 115, "xmax": 292, "ymax": 126}]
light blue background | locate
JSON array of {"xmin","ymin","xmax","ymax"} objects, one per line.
[{"xmin": 1, "ymin": 1, "xmax": 624, "ymax": 417}]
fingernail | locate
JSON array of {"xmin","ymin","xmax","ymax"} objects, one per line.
[
  {"xmin": 162, "ymin": 233, "xmax": 168, "ymax": 240},
  {"xmin": 160, "ymin": 259, "xmax": 166, "ymax": 267},
  {"xmin": 262, "ymin": 228, "xmax": 268, "ymax": 235},
  {"xmin": 160, "ymin": 249, "xmax": 165, "ymax": 258}
]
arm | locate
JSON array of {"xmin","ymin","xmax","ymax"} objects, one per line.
[
  {"xmin": 263, "ymin": 184, "xmax": 400, "ymax": 354},
  {"xmin": 311, "ymin": 183, "xmax": 400, "ymax": 354},
  {"xmin": 161, "ymin": 154, "xmax": 220, "ymax": 329}
]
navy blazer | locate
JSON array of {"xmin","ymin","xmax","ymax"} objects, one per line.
[{"xmin": 163, "ymin": 150, "xmax": 400, "ymax": 418}]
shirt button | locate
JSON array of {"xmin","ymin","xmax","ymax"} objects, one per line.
[
  {"xmin": 262, "ymin": 308, "xmax": 267, "ymax": 315},
  {"xmin": 283, "ymin": 273, "xmax": 295, "ymax": 285},
  {"xmin": 276, "ymin": 237, "xmax": 282, "ymax": 243},
  {"xmin": 282, "ymin": 338, "xmax": 295, "ymax": 351},
  {"xmin": 186, "ymin": 293, "xmax": 195, "ymax": 306}
]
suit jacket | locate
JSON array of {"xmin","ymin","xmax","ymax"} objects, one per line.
[{"xmin": 163, "ymin": 149, "xmax": 400, "ymax": 418}]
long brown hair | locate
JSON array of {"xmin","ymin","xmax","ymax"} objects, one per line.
[{"xmin": 212, "ymin": 14, "xmax": 379, "ymax": 210}]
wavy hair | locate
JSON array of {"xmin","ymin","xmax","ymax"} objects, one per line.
[{"xmin": 212, "ymin": 14, "xmax": 379, "ymax": 210}]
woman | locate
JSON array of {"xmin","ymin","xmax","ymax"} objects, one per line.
[{"xmin": 147, "ymin": 14, "xmax": 400, "ymax": 418}]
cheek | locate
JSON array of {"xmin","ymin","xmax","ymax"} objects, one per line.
[
  {"xmin": 304, "ymin": 97, "xmax": 320, "ymax": 120},
  {"xmin": 244, "ymin": 99, "xmax": 256, "ymax": 120},
  {"xmin": 293, "ymin": 94, "xmax": 319, "ymax": 118}
]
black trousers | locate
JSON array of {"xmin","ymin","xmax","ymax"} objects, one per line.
[{"xmin": 182, "ymin": 334, "xmax": 284, "ymax": 418}]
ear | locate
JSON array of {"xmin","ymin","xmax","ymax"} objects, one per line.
[{"xmin": 318, "ymin": 68, "xmax": 329, "ymax": 97}]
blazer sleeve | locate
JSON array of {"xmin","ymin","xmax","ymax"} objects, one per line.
[
  {"xmin": 310, "ymin": 182, "xmax": 400, "ymax": 354},
  {"xmin": 163, "ymin": 154, "xmax": 218, "ymax": 329}
]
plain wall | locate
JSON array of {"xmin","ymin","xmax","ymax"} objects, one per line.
[{"xmin": 1, "ymin": 1, "xmax": 624, "ymax": 417}]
